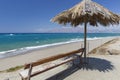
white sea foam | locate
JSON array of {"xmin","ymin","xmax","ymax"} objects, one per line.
[
  {"xmin": 0, "ymin": 49, "xmax": 17, "ymax": 55},
  {"xmin": 9, "ymin": 33, "xmax": 14, "ymax": 36},
  {"xmin": 4, "ymin": 33, "xmax": 15, "ymax": 37}
]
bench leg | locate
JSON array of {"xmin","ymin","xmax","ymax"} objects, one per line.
[
  {"xmin": 27, "ymin": 64, "xmax": 33, "ymax": 80},
  {"xmin": 21, "ymin": 78, "xmax": 26, "ymax": 80},
  {"xmin": 72, "ymin": 60, "xmax": 75, "ymax": 65},
  {"xmin": 79, "ymin": 50, "xmax": 85, "ymax": 64},
  {"xmin": 79, "ymin": 56, "xmax": 83, "ymax": 64}
]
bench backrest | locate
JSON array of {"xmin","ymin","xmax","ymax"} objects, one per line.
[{"xmin": 24, "ymin": 48, "xmax": 84, "ymax": 69}]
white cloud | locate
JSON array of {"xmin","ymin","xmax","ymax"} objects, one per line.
[{"xmin": 33, "ymin": 24, "xmax": 120, "ymax": 33}]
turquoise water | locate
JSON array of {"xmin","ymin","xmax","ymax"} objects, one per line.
[{"xmin": 0, "ymin": 33, "xmax": 120, "ymax": 58}]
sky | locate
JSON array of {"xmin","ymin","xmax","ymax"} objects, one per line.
[{"xmin": 0, "ymin": 0, "xmax": 120, "ymax": 33}]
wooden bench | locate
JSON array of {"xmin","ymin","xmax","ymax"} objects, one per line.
[{"xmin": 19, "ymin": 48, "xmax": 84, "ymax": 80}]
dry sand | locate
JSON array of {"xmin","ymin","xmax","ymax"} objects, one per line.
[
  {"xmin": 90, "ymin": 38, "xmax": 120, "ymax": 55},
  {"xmin": 0, "ymin": 37, "xmax": 120, "ymax": 80}
]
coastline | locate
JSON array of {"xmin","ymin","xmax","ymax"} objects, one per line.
[
  {"xmin": 0, "ymin": 37, "xmax": 116, "ymax": 71},
  {"xmin": 0, "ymin": 36, "xmax": 117, "ymax": 59}
]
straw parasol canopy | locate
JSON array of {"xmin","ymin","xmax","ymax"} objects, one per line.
[
  {"xmin": 51, "ymin": 0, "xmax": 120, "ymax": 63},
  {"xmin": 52, "ymin": 0, "xmax": 120, "ymax": 26}
]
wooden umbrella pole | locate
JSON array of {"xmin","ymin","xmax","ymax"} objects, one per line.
[{"xmin": 84, "ymin": 21, "xmax": 87, "ymax": 63}]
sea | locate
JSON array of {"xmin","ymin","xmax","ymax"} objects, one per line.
[{"xmin": 0, "ymin": 33, "xmax": 120, "ymax": 59}]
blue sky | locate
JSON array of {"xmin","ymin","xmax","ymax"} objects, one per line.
[{"xmin": 0, "ymin": 0, "xmax": 120, "ymax": 33}]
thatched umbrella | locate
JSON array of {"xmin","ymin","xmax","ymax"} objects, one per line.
[{"xmin": 51, "ymin": 0, "xmax": 120, "ymax": 63}]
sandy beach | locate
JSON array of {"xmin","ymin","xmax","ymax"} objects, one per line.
[{"xmin": 0, "ymin": 37, "xmax": 120, "ymax": 80}]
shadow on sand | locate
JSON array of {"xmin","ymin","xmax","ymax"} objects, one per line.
[{"xmin": 46, "ymin": 57, "xmax": 114, "ymax": 80}]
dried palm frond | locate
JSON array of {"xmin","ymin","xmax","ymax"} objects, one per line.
[{"xmin": 52, "ymin": 0, "xmax": 120, "ymax": 27}]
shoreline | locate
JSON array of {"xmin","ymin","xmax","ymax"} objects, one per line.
[
  {"xmin": 0, "ymin": 37, "xmax": 116, "ymax": 71},
  {"xmin": 0, "ymin": 36, "xmax": 117, "ymax": 59}
]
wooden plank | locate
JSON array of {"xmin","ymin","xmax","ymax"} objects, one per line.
[
  {"xmin": 25, "ymin": 48, "xmax": 84, "ymax": 69},
  {"xmin": 20, "ymin": 57, "xmax": 76, "ymax": 79},
  {"xmin": 30, "ymin": 57, "xmax": 76, "ymax": 78}
]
